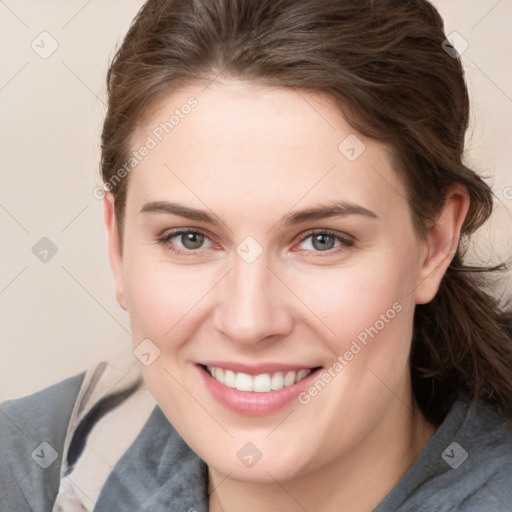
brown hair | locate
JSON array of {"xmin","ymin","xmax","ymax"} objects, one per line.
[{"xmin": 101, "ymin": 0, "xmax": 512, "ymax": 425}]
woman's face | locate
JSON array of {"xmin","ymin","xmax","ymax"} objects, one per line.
[{"xmin": 105, "ymin": 80, "xmax": 443, "ymax": 482}]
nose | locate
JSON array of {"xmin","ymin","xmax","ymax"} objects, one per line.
[{"xmin": 213, "ymin": 254, "xmax": 294, "ymax": 346}]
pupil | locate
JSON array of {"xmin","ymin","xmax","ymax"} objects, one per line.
[
  {"xmin": 313, "ymin": 234, "xmax": 334, "ymax": 251},
  {"xmin": 182, "ymin": 233, "xmax": 203, "ymax": 249}
]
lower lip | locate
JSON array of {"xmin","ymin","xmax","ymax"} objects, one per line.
[{"xmin": 197, "ymin": 365, "xmax": 321, "ymax": 416}]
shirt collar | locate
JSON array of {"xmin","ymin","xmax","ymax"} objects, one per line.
[{"xmin": 94, "ymin": 405, "xmax": 209, "ymax": 512}]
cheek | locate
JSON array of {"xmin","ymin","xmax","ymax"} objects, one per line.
[
  {"xmin": 286, "ymin": 252, "xmax": 418, "ymax": 453},
  {"xmin": 121, "ymin": 256, "xmax": 216, "ymax": 414},
  {"xmin": 122, "ymin": 252, "xmax": 212, "ymax": 346},
  {"xmin": 289, "ymin": 249, "xmax": 418, "ymax": 349}
]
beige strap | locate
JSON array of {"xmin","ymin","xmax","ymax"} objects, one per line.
[{"xmin": 52, "ymin": 356, "xmax": 155, "ymax": 511}]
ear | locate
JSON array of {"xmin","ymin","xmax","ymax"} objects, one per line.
[
  {"xmin": 414, "ymin": 184, "xmax": 470, "ymax": 305},
  {"xmin": 103, "ymin": 192, "xmax": 127, "ymax": 311}
]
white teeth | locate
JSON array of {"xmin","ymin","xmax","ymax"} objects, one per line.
[
  {"xmin": 224, "ymin": 369, "xmax": 236, "ymax": 388},
  {"xmin": 206, "ymin": 366, "xmax": 312, "ymax": 392},
  {"xmin": 284, "ymin": 371, "xmax": 296, "ymax": 387},
  {"xmin": 271, "ymin": 372, "xmax": 284, "ymax": 390},
  {"xmin": 253, "ymin": 374, "xmax": 271, "ymax": 393},
  {"xmin": 296, "ymin": 369, "xmax": 310, "ymax": 382},
  {"xmin": 235, "ymin": 372, "xmax": 253, "ymax": 392}
]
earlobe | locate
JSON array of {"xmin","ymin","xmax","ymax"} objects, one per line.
[
  {"xmin": 103, "ymin": 193, "xmax": 127, "ymax": 311},
  {"xmin": 414, "ymin": 185, "xmax": 470, "ymax": 305}
]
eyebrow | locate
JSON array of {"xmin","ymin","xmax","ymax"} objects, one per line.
[{"xmin": 140, "ymin": 200, "xmax": 378, "ymax": 227}]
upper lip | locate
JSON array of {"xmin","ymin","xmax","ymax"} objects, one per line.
[{"xmin": 198, "ymin": 361, "xmax": 320, "ymax": 375}]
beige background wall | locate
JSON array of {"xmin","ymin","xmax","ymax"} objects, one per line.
[{"xmin": 1, "ymin": 1, "xmax": 511, "ymax": 400}]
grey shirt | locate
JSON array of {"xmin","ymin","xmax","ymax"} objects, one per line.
[{"xmin": 1, "ymin": 373, "xmax": 512, "ymax": 511}]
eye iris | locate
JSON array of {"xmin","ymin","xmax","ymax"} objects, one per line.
[
  {"xmin": 312, "ymin": 233, "xmax": 335, "ymax": 251},
  {"xmin": 182, "ymin": 232, "xmax": 204, "ymax": 249}
]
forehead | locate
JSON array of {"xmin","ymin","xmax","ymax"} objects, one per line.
[{"xmin": 127, "ymin": 80, "xmax": 407, "ymax": 220}]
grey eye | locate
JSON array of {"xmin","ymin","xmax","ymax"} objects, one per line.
[
  {"xmin": 309, "ymin": 233, "xmax": 337, "ymax": 251},
  {"xmin": 180, "ymin": 232, "xmax": 205, "ymax": 249}
]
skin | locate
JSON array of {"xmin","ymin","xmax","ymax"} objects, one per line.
[{"xmin": 103, "ymin": 80, "xmax": 470, "ymax": 512}]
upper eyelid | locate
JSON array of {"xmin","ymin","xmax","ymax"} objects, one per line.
[
  {"xmin": 294, "ymin": 230, "xmax": 355, "ymax": 250},
  {"xmin": 160, "ymin": 228, "xmax": 353, "ymax": 249},
  {"xmin": 160, "ymin": 228, "xmax": 215, "ymax": 245},
  {"xmin": 160, "ymin": 227, "xmax": 214, "ymax": 240}
]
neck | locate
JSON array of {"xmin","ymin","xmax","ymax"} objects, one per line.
[{"xmin": 208, "ymin": 380, "xmax": 437, "ymax": 512}]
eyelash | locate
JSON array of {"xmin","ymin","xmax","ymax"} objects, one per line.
[{"xmin": 156, "ymin": 228, "xmax": 355, "ymax": 257}]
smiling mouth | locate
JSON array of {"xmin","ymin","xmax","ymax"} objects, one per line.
[{"xmin": 200, "ymin": 364, "xmax": 321, "ymax": 393}]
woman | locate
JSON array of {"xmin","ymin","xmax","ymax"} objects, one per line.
[{"xmin": 2, "ymin": 0, "xmax": 512, "ymax": 510}]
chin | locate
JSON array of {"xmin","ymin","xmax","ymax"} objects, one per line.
[
  {"xmin": 210, "ymin": 456, "xmax": 311, "ymax": 483},
  {"xmin": 198, "ymin": 435, "xmax": 321, "ymax": 483}
]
